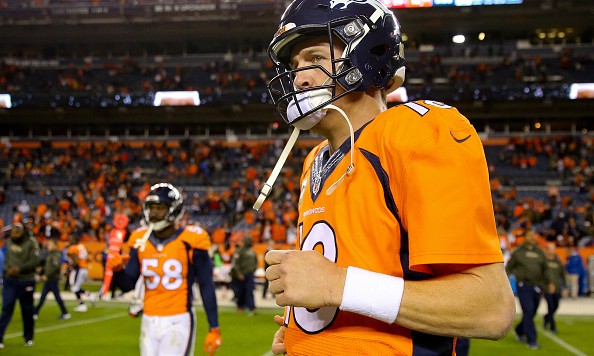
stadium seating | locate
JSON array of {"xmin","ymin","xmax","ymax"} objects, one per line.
[{"xmin": 2, "ymin": 42, "xmax": 593, "ymax": 108}]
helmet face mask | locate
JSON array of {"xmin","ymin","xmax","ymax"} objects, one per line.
[
  {"xmin": 268, "ymin": 30, "xmax": 353, "ymax": 126},
  {"xmin": 142, "ymin": 183, "xmax": 184, "ymax": 232},
  {"xmin": 268, "ymin": 0, "xmax": 405, "ymax": 126}
]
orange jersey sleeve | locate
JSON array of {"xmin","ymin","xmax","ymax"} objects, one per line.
[
  {"xmin": 381, "ymin": 100, "xmax": 502, "ymax": 271},
  {"xmin": 178, "ymin": 225, "xmax": 212, "ymax": 251}
]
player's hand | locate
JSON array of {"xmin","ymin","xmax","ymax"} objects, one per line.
[
  {"xmin": 204, "ymin": 327, "xmax": 222, "ymax": 355},
  {"xmin": 106, "ymin": 253, "xmax": 130, "ymax": 272},
  {"xmin": 271, "ymin": 314, "xmax": 286, "ymax": 355},
  {"xmin": 548, "ymin": 283, "xmax": 556, "ymax": 294},
  {"xmin": 265, "ymin": 250, "xmax": 346, "ymax": 309}
]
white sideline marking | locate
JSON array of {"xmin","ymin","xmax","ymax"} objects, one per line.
[
  {"xmin": 5, "ymin": 313, "xmax": 126, "ymax": 339},
  {"xmin": 540, "ymin": 329, "xmax": 588, "ymax": 356}
]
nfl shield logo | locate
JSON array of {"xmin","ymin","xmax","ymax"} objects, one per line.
[{"xmin": 312, "ymin": 182, "xmax": 320, "ymax": 195}]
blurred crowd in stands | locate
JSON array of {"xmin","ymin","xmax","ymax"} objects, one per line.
[
  {"xmin": 0, "ymin": 135, "xmax": 592, "ymax": 252},
  {"xmin": 0, "ymin": 138, "xmax": 309, "ymax": 245},
  {"xmin": 487, "ymin": 136, "xmax": 594, "ymax": 249},
  {"xmin": 1, "ymin": 41, "xmax": 593, "ymax": 108},
  {"xmin": 0, "ymin": 133, "xmax": 592, "ymax": 297},
  {"xmin": 0, "ymin": 55, "xmax": 270, "ymax": 98}
]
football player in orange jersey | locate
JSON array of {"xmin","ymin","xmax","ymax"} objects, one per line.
[
  {"xmin": 110, "ymin": 183, "xmax": 221, "ymax": 356},
  {"xmin": 255, "ymin": 1, "xmax": 516, "ymax": 355},
  {"xmin": 67, "ymin": 235, "xmax": 92, "ymax": 312}
]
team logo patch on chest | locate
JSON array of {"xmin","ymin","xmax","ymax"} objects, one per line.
[
  {"xmin": 310, "ymin": 147, "xmax": 344, "ymax": 202},
  {"xmin": 311, "ymin": 152, "xmax": 324, "ymax": 197}
]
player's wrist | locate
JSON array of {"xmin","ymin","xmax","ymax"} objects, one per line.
[
  {"xmin": 330, "ymin": 266, "xmax": 347, "ymax": 307},
  {"xmin": 339, "ymin": 266, "xmax": 404, "ymax": 324}
]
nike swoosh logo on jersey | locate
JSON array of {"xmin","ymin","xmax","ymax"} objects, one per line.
[{"xmin": 450, "ymin": 131, "xmax": 471, "ymax": 143}]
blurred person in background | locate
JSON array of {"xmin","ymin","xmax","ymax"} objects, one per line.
[
  {"xmin": 506, "ymin": 230, "xmax": 548, "ymax": 350},
  {"xmin": 34, "ymin": 238, "xmax": 71, "ymax": 321},
  {"xmin": 67, "ymin": 234, "xmax": 94, "ymax": 312},
  {"xmin": 0, "ymin": 222, "xmax": 40, "ymax": 349},
  {"xmin": 543, "ymin": 243, "xmax": 565, "ymax": 334},
  {"xmin": 233, "ymin": 235, "xmax": 258, "ymax": 315},
  {"xmin": 0, "ymin": 239, "xmax": 4, "ymax": 283},
  {"xmin": 565, "ymin": 247, "xmax": 585, "ymax": 298}
]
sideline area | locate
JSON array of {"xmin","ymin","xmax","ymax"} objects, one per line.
[{"xmin": 523, "ymin": 295, "xmax": 594, "ymax": 316}]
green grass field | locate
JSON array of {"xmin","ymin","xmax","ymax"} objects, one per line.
[{"xmin": 1, "ymin": 298, "xmax": 593, "ymax": 355}]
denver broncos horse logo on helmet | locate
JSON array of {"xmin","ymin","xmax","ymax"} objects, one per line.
[{"xmin": 330, "ymin": 0, "xmax": 384, "ymax": 12}]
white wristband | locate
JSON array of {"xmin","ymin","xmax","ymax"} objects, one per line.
[{"xmin": 339, "ymin": 266, "xmax": 404, "ymax": 324}]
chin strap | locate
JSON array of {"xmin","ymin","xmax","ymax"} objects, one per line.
[
  {"xmin": 253, "ymin": 127, "xmax": 301, "ymax": 211},
  {"xmin": 325, "ymin": 104, "xmax": 355, "ymax": 196}
]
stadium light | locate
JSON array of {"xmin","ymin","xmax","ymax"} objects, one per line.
[
  {"xmin": 569, "ymin": 83, "xmax": 594, "ymax": 99},
  {"xmin": 153, "ymin": 91, "xmax": 200, "ymax": 107},
  {"xmin": 452, "ymin": 35, "xmax": 465, "ymax": 44},
  {"xmin": 0, "ymin": 94, "xmax": 12, "ymax": 108}
]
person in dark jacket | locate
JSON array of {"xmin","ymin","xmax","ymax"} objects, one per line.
[
  {"xmin": 0, "ymin": 222, "xmax": 40, "ymax": 349},
  {"xmin": 34, "ymin": 238, "xmax": 71, "ymax": 320},
  {"xmin": 543, "ymin": 243, "xmax": 566, "ymax": 334},
  {"xmin": 233, "ymin": 236, "xmax": 258, "ymax": 315},
  {"xmin": 506, "ymin": 230, "xmax": 549, "ymax": 350}
]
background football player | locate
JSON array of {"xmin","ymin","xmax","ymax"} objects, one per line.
[
  {"xmin": 67, "ymin": 234, "xmax": 94, "ymax": 312},
  {"xmin": 259, "ymin": 0, "xmax": 516, "ymax": 355},
  {"xmin": 110, "ymin": 183, "xmax": 221, "ymax": 356}
]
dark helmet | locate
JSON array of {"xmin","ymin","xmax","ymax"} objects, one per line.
[
  {"xmin": 142, "ymin": 183, "xmax": 184, "ymax": 231},
  {"xmin": 267, "ymin": 0, "xmax": 405, "ymax": 126}
]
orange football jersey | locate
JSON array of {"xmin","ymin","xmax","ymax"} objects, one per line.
[
  {"xmin": 67, "ymin": 243, "xmax": 89, "ymax": 269},
  {"xmin": 284, "ymin": 100, "xmax": 503, "ymax": 355},
  {"xmin": 128, "ymin": 225, "xmax": 211, "ymax": 316}
]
